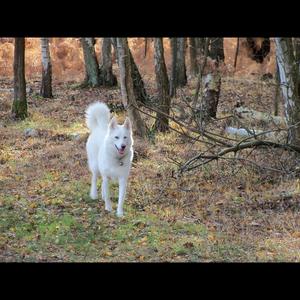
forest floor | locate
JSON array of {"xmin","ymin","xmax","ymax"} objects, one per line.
[{"xmin": 1, "ymin": 75, "xmax": 300, "ymax": 262}]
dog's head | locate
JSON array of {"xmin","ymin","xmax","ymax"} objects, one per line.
[{"xmin": 108, "ymin": 116, "xmax": 133, "ymax": 156}]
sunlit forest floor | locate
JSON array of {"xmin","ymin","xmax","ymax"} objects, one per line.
[{"xmin": 1, "ymin": 75, "xmax": 300, "ymax": 262}]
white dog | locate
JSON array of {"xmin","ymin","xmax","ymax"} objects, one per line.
[{"xmin": 85, "ymin": 102, "xmax": 134, "ymax": 217}]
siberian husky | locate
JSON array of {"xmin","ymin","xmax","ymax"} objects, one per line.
[{"xmin": 85, "ymin": 102, "xmax": 134, "ymax": 217}]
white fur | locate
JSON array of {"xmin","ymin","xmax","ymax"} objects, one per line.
[{"xmin": 86, "ymin": 102, "xmax": 134, "ymax": 217}]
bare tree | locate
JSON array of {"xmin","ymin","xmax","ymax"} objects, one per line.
[
  {"xmin": 169, "ymin": 37, "xmax": 178, "ymax": 97},
  {"xmin": 81, "ymin": 38, "xmax": 100, "ymax": 87},
  {"xmin": 129, "ymin": 48, "xmax": 149, "ymax": 104},
  {"xmin": 12, "ymin": 38, "xmax": 27, "ymax": 120},
  {"xmin": 200, "ymin": 71, "xmax": 221, "ymax": 125},
  {"xmin": 153, "ymin": 38, "xmax": 171, "ymax": 132},
  {"xmin": 40, "ymin": 38, "xmax": 53, "ymax": 98},
  {"xmin": 116, "ymin": 38, "xmax": 147, "ymax": 138},
  {"xmin": 176, "ymin": 38, "xmax": 187, "ymax": 87},
  {"xmin": 99, "ymin": 38, "xmax": 117, "ymax": 87},
  {"xmin": 209, "ymin": 38, "xmax": 225, "ymax": 65},
  {"xmin": 275, "ymin": 37, "xmax": 300, "ymax": 147},
  {"xmin": 111, "ymin": 37, "xmax": 148, "ymax": 104},
  {"xmin": 189, "ymin": 37, "xmax": 198, "ymax": 76}
]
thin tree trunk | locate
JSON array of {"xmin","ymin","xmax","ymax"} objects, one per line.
[
  {"xmin": 234, "ymin": 38, "xmax": 240, "ymax": 70},
  {"xmin": 144, "ymin": 38, "xmax": 148, "ymax": 58},
  {"xmin": 12, "ymin": 38, "xmax": 27, "ymax": 120},
  {"xmin": 129, "ymin": 48, "xmax": 149, "ymax": 104},
  {"xmin": 169, "ymin": 38, "xmax": 178, "ymax": 97},
  {"xmin": 196, "ymin": 38, "xmax": 205, "ymax": 56},
  {"xmin": 189, "ymin": 37, "xmax": 198, "ymax": 76},
  {"xmin": 111, "ymin": 38, "xmax": 118, "ymax": 64},
  {"xmin": 116, "ymin": 38, "xmax": 147, "ymax": 138},
  {"xmin": 40, "ymin": 37, "xmax": 53, "ymax": 98},
  {"xmin": 275, "ymin": 37, "xmax": 300, "ymax": 147},
  {"xmin": 81, "ymin": 37, "xmax": 100, "ymax": 87},
  {"xmin": 200, "ymin": 71, "xmax": 221, "ymax": 123},
  {"xmin": 176, "ymin": 37, "xmax": 187, "ymax": 86},
  {"xmin": 153, "ymin": 38, "xmax": 171, "ymax": 132},
  {"xmin": 209, "ymin": 37, "xmax": 225, "ymax": 66},
  {"xmin": 192, "ymin": 37, "xmax": 209, "ymax": 108},
  {"xmin": 111, "ymin": 37, "xmax": 148, "ymax": 103},
  {"xmin": 99, "ymin": 38, "xmax": 117, "ymax": 87},
  {"xmin": 274, "ymin": 61, "xmax": 280, "ymax": 116}
]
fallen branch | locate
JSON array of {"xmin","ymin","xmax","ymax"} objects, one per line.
[{"xmin": 180, "ymin": 139, "xmax": 300, "ymax": 172}]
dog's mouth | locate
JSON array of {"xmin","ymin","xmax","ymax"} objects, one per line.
[{"xmin": 115, "ymin": 144, "xmax": 125, "ymax": 155}]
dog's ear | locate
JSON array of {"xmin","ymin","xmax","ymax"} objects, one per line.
[
  {"xmin": 109, "ymin": 117, "xmax": 118, "ymax": 129},
  {"xmin": 124, "ymin": 117, "xmax": 132, "ymax": 130}
]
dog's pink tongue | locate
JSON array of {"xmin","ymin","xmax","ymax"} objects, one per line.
[{"xmin": 119, "ymin": 149, "xmax": 125, "ymax": 155}]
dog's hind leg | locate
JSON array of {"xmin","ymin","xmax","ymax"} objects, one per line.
[
  {"xmin": 90, "ymin": 171, "xmax": 99, "ymax": 200},
  {"xmin": 117, "ymin": 177, "xmax": 127, "ymax": 217},
  {"xmin": 102, "ymin": 176, "xmax": 112, "ymax": 212}
]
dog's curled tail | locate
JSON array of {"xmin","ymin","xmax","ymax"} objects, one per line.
[{"xmin": 86, "ymin": 102, "xmax": 110, "ymax": 131}]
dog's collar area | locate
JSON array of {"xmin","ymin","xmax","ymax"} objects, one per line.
[
  {"xmin": 115, "ymin": 144, "xmax": 127, "ymax": 166},
  {"xmin": 118, "ymin": 155, "xmax": 127, "ymax": 166}
]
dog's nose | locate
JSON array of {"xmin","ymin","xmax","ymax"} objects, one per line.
[{"xmin": 121, "ymin": 145, "xmax": 126, "ymax": 150}]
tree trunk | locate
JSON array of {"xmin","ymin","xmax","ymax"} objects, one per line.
[
  {"xmin": 99, "ymin": 38, "xmax": 117, "ymax": 87},
  {"xmin": 275, "ymin": 37, "xmax": 300, "ymax": 147},
  {"xmin": 129, "ymin": 48, "xmax": 149, "ymax": 104},
  {"xmin": 274, "ymin": 61, "xmax": 280, "ymax": 116},
  {"xmin": 111, "ymin": 38, "xmax": 118, "ymax": 64},
  {"xmin": 176, "ymin": 38, "xmax": 187, "ymax": 87},
  {"xmin": 196, "ymin": 38, "xmax": 205, "ymax": 56},
  {"xmin": 81, "ymin": 38, "xmax": 100, "ymax": 87},
  {"xmin": 40, "ymin": 38, "xmax": 53, "ymax": 98},
  {"xmin": 189, "ymin": 37, "xmax": 198, "ymax": 76},
  {"xmin": 234, "ymin": 38, "xmax": 240, "ymax": 70},
  {"xmin": 209, "ymin": 38, "xmax": 225, "ymax": 65},
  {"xmin": 197, "ymin": 71, "xmax": 221, "ymax": 127},
  {"xmin": 169, "ymin": 37, "xmax": 178, "ymax": 97},
  {"xmin": 153, "ymin": 38, "xmax": 171, "ymax": 132},
  {"xmin": 111, "ymin": 37, "xmax": 148, "ymax": 104},
  {"xmin": 116, "ymin": 38, "xmax": 147, "ymax": 138},
  {"xmin": 12, "ymin": 38, "xmax": 27, "ymax": 120}
]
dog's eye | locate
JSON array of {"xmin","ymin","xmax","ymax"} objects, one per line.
[
  {"xmin": 115, "ymin": 136, "xmax": 119, "ymax": 139},
  {"xmin": 124, "ymin": 136, "xmax": 127, "ymax": 139}
]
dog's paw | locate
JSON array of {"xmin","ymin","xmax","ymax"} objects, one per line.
[
  {"xmin": 105, "ymin": 204, "xmax": 112, "ymax": 212},
  {"xmin": 116, "ymin": 211, "xmax": 124, "ymax": 218},
  {"xmin": 90, "ymin": 192, "xmax": 98, "ymax": 200}
]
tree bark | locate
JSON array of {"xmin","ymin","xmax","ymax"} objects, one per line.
[
  {"xmin": 116, "ymin": 38, "xmax": 147, "ymax": 138},
  {"xmin": 176, "ymin": 37, "xmax": 187, "ymax": 87},
  {"xmin": 153, "ymin": 38, "xmax": 171, "ymax": 132},
  {"xmin": 169, "ymin": 37, "xmax": 178, "ymax": 97},
  {"xmin": 189, "ymin": 37, "xmax": 198, "ymax": 76},
  {"xmin": 274, "ymin": 61, "xmax": 280, "ymax": 116},
  {"xmin": 40, "ymin": 38, "xmax": 53, "ymax": 98},
  {"xmin": 196, "ymin": 38, "xmax": 205, "ymax": 56},
  {"xmin": 81, "ymin": 38, "xmax": 100, "ymax": 87},
  {"xmin": 275, "ymin": 37, "xmax": 300, "ymax": 147},
  {"xmin": 99, "ymin": 38, "xmax": 117, "ymax": 87},
  {"xmin": 129, "ymin": 48, "xmax": 149, "ymax": 104},
  {"xmin": 12, "ymin": 38, "xmax": 27, "ymax": 120},
  {"xmin": 111, "ymin": 38, "xmax": 148, "ymax": 103},
  {"xmin": 234, "ymin": 38, "xmax": 240, "ymax": 70},
  {"xmin": 197, "ymin": 71, "xmax": 221, "ymax": 127},
  {"xmin": 209, "ymin": 37, "xmax": 225, "ymax": 66}
]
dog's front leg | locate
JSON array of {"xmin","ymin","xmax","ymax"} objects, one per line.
[
  {"xmin": 90, "ymin": 172, "xmax": 99, "ymax": 200},
  {"xmin": 117, "ymin": 177, "xmax": 127, "ymax": 217},
  {"xmin": 102, "ymin": 176, "xmax": 112, "ymax": 212}
]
